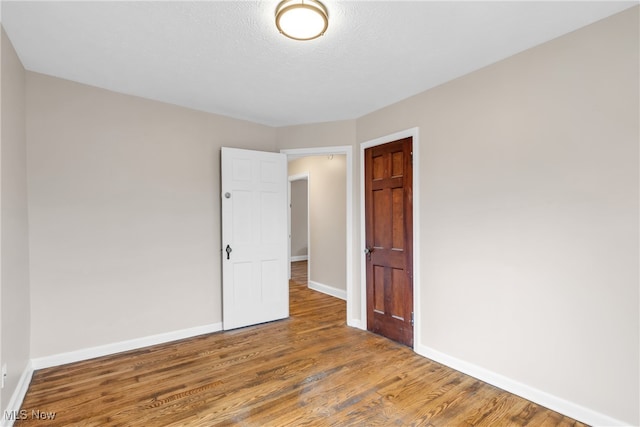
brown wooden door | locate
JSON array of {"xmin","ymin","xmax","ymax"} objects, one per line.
[{"xmin": 365, "ymin": 137, "xmax": 413, "ymax": 347}]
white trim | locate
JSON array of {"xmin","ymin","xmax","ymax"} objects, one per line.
[
  {"xmin": 1, "ymin": 362, "xmax": 34, "ymax": 427},
  {"xmin": 348, "ymin": 319, "xmax": 363, "ymax": 329},
  {"xmin": 290, "ymin": 255, "xmax": 308, "ymax": 262},
  {"xmin": 308, "ymin": 280, "xmax": 347, "ymax": 301},
  {"xmin": 359, "ymin": 128, "xmax": 420, "ymax": 347},
  {"xmin": 415, "ymin": 344, "xmax": 630, "ymax": 427},
  {"xmin": 288, "ymin": 173, "xmax": 310, "ymax": 181},
  {"xmin": 283, "ymin": 146, "xmax": 345, "ymax": 160},
  {"xmin": 31, "ymin": 323, "xmax": 222, "ymax": 370},
  {"xmin": 280, "ymin": 146, "xmax": 353, "ymax": 326}
]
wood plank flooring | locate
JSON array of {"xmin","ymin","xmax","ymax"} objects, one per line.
[{"xmin": 16, "ymin": 261, "xmax": 587, "ymax": 426}]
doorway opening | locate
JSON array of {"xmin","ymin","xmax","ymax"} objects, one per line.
[
  {"xmin": 281, "ymin": 146, "xmax": 354, "ymax": 325},
  {"xmin": 288, "ymin": 173, "xmax": 309, "ymax": 280}
]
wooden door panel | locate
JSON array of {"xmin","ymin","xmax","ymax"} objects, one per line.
[
  {"xmin": 372, "ymin": 189, "xmax": 391, "ymax": 248},
  {"xmin": 365, "ymin": 137, "xmax": 413, "ymax": 347},
  {"xmin": 390, "ymin": 268, "xmax": 407, "ymax": 320},
  {"xmin": 373, "ymin": 265, "xmax": 385, "ymax": 313},
  {"xmin": 392, "ymin": 151, "xmax": 405, "ymax": 177},
  {"xmin": 392, "ymin": 188, "xmax": 404, "ymax": 249},
  {"xmin": 372, "ymin": 154, "xmax": 386, "ymax": 180}
]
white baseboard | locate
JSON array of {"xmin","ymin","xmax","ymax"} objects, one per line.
[
  {"xmin": 5, "ymin": 323, "xmax": 626, "ymax": 427},
  {"xmin": 290, "ymin": 255, "xmax": 308, "ymax": 262},
  {"xmin": 347, "ymin": 318, "xmax": 363, "ymax": 329},
  {"xmin": 31, "ymin": 322, "xmax": 222, "ymax": 370},
  {"xmin": 415, "ymin": 344, "xmax": 630, "ymax": 427},
  {"xmin": 1, "ymin": 361, "xmax": 34, "ymax": 427},
  {"xmin": 308, "ymin": 280, "xmax": 346, "ymax": 300}
]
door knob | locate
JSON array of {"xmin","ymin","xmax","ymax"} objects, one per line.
[
  {"xmin": 364, "ymin": 247, "xmax": 374, "ymax": 260},
  {"xmin": 225, "ymin": 245, "xmax": 232, "ymax": 260}
]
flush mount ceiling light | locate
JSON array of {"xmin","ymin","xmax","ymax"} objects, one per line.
[{"xmin": 275, "ymin": 0, "xmax": 329, "ymax": 41}]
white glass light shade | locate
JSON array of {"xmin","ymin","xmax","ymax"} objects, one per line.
[{"xmin": 275, "ymin": 0, "xmax": 328, "ymax": 41}]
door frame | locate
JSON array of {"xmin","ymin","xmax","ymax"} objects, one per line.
[
  {"xmin": 287, "ymin": 173, "xmax": 310, "ymax": 280},
  {"xmin": 280, "ymin": 146, "xmax": 354, "ymax": 325},
  {"xmin": 360, "ymin": 128, "xmax": 420, "ymax": 347}
]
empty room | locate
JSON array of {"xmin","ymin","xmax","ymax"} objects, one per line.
[{"xmin": 0, "ymin": 1, "xmax": 638, "ymax": 426}]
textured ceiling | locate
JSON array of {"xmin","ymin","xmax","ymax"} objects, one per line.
[{"xmin": 2, "ymin": 1, "xmax": 636, "ymax": 127}]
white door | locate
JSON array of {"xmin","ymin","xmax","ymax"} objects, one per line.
[{"xmin": 221, "ymin": 147, "xmax": 289, "ymax": 330}]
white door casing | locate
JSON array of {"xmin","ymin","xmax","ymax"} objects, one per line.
[{"xmin": 221, "ymin": 147, "xmax": 289, "ymax": 330}]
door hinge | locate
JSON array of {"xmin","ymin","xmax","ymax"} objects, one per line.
[{"xmin": 411, "ymin": 311, "xmax": 414, "ymax": 326}]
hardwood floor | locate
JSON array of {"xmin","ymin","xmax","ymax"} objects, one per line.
[{"xmin": 16, "ymin": 261, "xmax": 587, "ymax": 426}]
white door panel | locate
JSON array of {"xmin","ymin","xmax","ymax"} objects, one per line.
[{"xmin": 221, "ymin": 147, "xmax": 288, "ymax": 330}]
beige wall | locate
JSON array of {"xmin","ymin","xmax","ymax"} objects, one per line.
[
  {"xmin": 276, "ymin": 120, "xmax": 356, "ymax": 151},
  {"xmin": 290, "ymin": 179, "xmax": 308, "ymax": 258},
  {"xmin": 288, "ymin": 156, "xmax": 347, "ymax": 292},
  {"xmin": 1, "ymin": 27, "xmax": 31, "ymax": 410},
  {"xmin": 26, "ymin": 73, "xmax": 277, "ymax": 358},
  {"xmin": 357, "ymin": 7, "xmax": 639, "ymax": 425}
]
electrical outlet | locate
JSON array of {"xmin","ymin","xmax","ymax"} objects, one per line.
[{"xmin": 1, "ymin": 364, "xmax": 7, "ymax": 389}]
